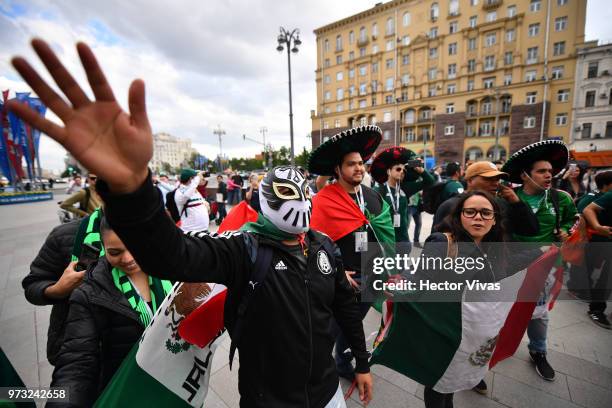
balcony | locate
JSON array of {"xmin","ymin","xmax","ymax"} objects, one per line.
[
  {"xmin": 357, "ymin": 37, "xmax": 369, "ymax": 47},
  {"xmin": 418, "ymin": 116, "xmax": 433, "ymax": 123},
  {"xmin": 466, "ymin": 127, "xmax": 476, "ymax": 137},
  {"xmin": 335, "ymin": 46, "xmax": 343, "ymax": 53},
  {"xmin": 526, "ymin": 57, "xmax": 538, "ymax": 65},
  {"xmin": 479, "ymin": 127, "xmax": 495, "ymax": 137},
  {"xmin": 482, "ymin": 0, "xmax": 502, "ymax": 10}
]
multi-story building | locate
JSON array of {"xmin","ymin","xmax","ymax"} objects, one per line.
[
  {"xmin": 311, "ymin": 0, "xmax": 587, "ymax": 164},
  {"xmin": 569, "ymin": 42, "xmax": 612, "ymax": 166},
  {"xmin": 150, "ymin": 132, "xmax": 196, "ymax": 172}
]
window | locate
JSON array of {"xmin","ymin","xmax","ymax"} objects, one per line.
[
  {"xmin": 386, "ymin": 77, "xmax": 394, "ymax": 91},
  {"xmin": 324, "ymin": 91, "xmax": 331, "ymax": 100},
  {"xmin": 359, "ymin": 65, "xmax": 367, "ymax": 76},
  {"xmin": 406, "ymin": 128, "xmax": 415, "ymax": 142},
  {"xmin": 336, "ymin": 55, "xmax": 343, "ymax": 65},
  {"xmin": 324, "ymin": 59, "xmax": 330, "ymax": 68},
  {"xmin": 524, "ymin": 116, "xmax": 536, "ymax": 128},
  {"xmin": 483, "ymin": 77, "xmax": 495, "ymax": 88},
  {"xmin": 581, "ymin": 123, "xmax": 592, "ymax": 139},
  {"xmin": 372, "ymin": 23, "xmax": 378, "ymax": 37},
  {"xmin": 349, "ymin": 101, "xmax": 355, "ymax": 110},
  {"xmin": 508, "ymin": 5, "xmax": 517, "ymax": 17},
  {"xmin": 383, "ymin": 111, "xmax": 392, "ymax": 122},
  {"xmin": 402, "ymin": 35, "xmax": 411, "ymax": 45},
  {"xmin": 372, "ymin": 44, "xmax": 379, "ymax": 53},
  {"xmin": 428, "ymin": 68, "xmax": 437, "ymax": 80},
  {"xmin": 587, "ymin": 61, "xmax": 599, "ymax": 78},
  {"xmin": 386, "ymin": 58, "xmax": 394, "ymax": 69},
  {"xmin": 449, "ymin": 21, "xmax": 458, "ymax": 34},
  {"xmin": 372, "ymin": 62, "xmax": 379, "ymax": 73},
  {"xmin": 324, "ymin": 74, "xmax": 330, "ymax": 84},
  {"xmin": 553, "ymin": 41, "xmax": 565, "ymax": 56},
  {"xmin": 336, "ymin": 71, "xmax": 343, "ymax": 81},
  {"xmin": 449, "ymin": 43, "xmax": 458, "ymax": 55},
  {"xmin": 485, "ymin": 32, "xmax": 497, "ymax": 47},
  {"xmin": 471, "ymin": 0, "xmax": 479, "ymax": 5},
  {"xmin": 349, "ymin": 85, "xmax": 356, "ymax": 96},
  {"xmin": 323, "ymin": 121, "xmax": 329, "ymax": 129},
  {"xmin": 551, "ymin": 66, "xmax": 564, "ymax": 79},
  {"xmin": 481, "ymin": 122, "xmax": 492, "ymax": 135},
  {"xmin": 429, "ymin": 47, "xmax": 438, "ymax": 58},
  {"xmin": 324, "ymin": 107, "xmax": 331, "ymax": 114},
  {"xmin": 468, "ymin": 59, "xmax": 476, "ymax": 72},
  {"xmin": 448, "ymin": 63, "xmax": 457, "ymax": 78},
  {"xmin": 525, "ymin": 70, "xmax": 537, "ymax": 82},
  {"xmin": 526, "ymin": 91, "xmax": 537, "ymax": 104},
  {"xmin": 383, "ymin": 130, "xmax": 391, "ymax": 140},
  {"xmin": 372, "ymin": 80, "xmax": 378, "ymax": 91},
  {"xmin": 446, "ymin": 103, "xmax": 455, "ymax": 114},
  {"xmin": 555, "ymin": 16, "xmax": 567, "ymax": 31},
  {"xmin": 467, "ymin": 79, "xmax": 475, "ymax": 91},
  {"xmin": 527, "ymin": 47, "xmax": 538, "ymax": 64},
  {"xmin": 349, "ymin": 51, "xmax": 355, "ymax": 61},
  {"xmin": 359, "ymin": 99, "xmax": 367, "ymax": 109},
  {"xmin": 485, "ymin": 55, "xmax": 495, "ymax": 71},
  {"xmin": 359, "ymin": 27, "xmax": 367, "ymax": 42},
  {"xmin": 336, "ymin": 88, "xmax": 344, "ymax": 100},
  {"xmin": 449, "ymin": 0, "xmax": 459, "ymax": 15},
  {"xmin": 386, "ymin": 18, "xmax": 395, "ymax": 36},
  {"xmin": 336, "ymin": 103, "xmax": 343, "ymax": 112},
  {"xmin": 555, "ymin": 113, "xmax": 568, "ymax": 126},
  {"xmin": 359, "ymin": 83, "xmax": 367, "ymax": 95},
  {"xmin": 468, "ymin": 38, "xmax": 477, "ymax": 50},
  {"xmin": 606, "ymin": 122, "xmax": 612, "ymax": 138},
  {"xmin": 609, "ymin": 90, "xmax": 612, "ymax": 105},
  {"xmin": 428, "ymin": 85, "xmax": 437, "ymax": 97},
  {"xmin": 504, "ymin": 51, "xmax": 513, "ymax": 65},
  {"xmin": 403, "ymin": 12, "xmax": 411, "ymax": 26},
  {"xmin": 386, "ymin": 40, "xmax": 394, "ymax": 51},
  {"xmin": 506, "ymin": 29, "xmax": 515, "ymax": 42},
  {"xmin": 349, "ymin": 68, "xmax": 355, "ymax": 78},
  {"xmin": 530, "ymin": 0, "xmax": 541, "ymax": 12},
  {"xmin": 585, "ymin": 90, "xmax": 596, "ymax": 107},
  {"xmin": 469, "ymin": 16, "xmax": 477, "ymax": 28},
  {"xmin": 431, "ymin": 3, "xmax": 440, "ymax": 20},
  {"xmin": 349, "ymin": 31, "xmax": 355, "ymax": 44},
  {"xmin": 401, "ymin": 74, "xmax": 410, "ymax": 85},
  {"xmin": 324, "ymin": 39, "xmax": 329, "ymax": 52},
  {"xmin": 557, "ymin": 89, "xmax": 570, "ymax": 102},
  {"xmin": 504, "ymin": 74, "xmax": 512, "ymax": 85},
  {"xmin": 486, "ymin": 11, "xmax": 497, "ymax": 22},
  {"xmin": 445, "ymin": 125, "xmax": 455, "ymax": 135},
  {"xmin": 447, "ymin": 83, "xmax": 457, "ymax": 94},
  {"xmin": 402, "ymin": 54, "xmax": 410, "ymax": 65},
  {"xmin": 482, "ymin": 101, "xmax": 492, "ymax": 115},
  {"xmin": 360, "ymin": 47, "xmax": 366, "ymax": 57},
  {"xmin": 385, "ymin": 94, "xmax": 393, "ymax": 104},
  {"xmin": 336, "ymin": 35, "xmax": 343, "ymax": 51},
  {"xmin": 558, "ymin": 0, "xmax": 568, "ymax": 5},
  {"xmin": 528, "ymin": 23, "xmax": 540, "ymax": 37},
  {"xmin": 430, "ymin": 27, "xmax": 438, "ymax": 38},
  {"xmin": 334, "ymin": 119, "xmax": 341, "ymax": 128}
]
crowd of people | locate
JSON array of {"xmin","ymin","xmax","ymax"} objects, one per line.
[{"xmin": 8, "ymin": 39, "xmax": 612, "ymax": 408}]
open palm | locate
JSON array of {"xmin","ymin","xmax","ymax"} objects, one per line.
[{"xmin": 8, "ymin": 39, "xmax": 151, "ymax": 193}]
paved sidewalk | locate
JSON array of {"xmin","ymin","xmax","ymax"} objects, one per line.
[{"xmin": 1, "ymin": 197, "xmax": 611, "ymax": 407}]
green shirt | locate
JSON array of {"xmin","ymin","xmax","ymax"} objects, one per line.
[
  {"xmin": 576, "ymin": 192, "xmax": 602, "ymax": 213},
  {"xmin": 514, "ymin": 188, "xmax": 577, "ymax": 243},
  {"xmin": 377, "ymin": 183, "xmax": 409, "ymax": 242},
  {"xmin": 440, "ymin": 179, "xmax": 465, "ymax": 202},
  {"xmin": 593, "ymin": 191, "xmax": 612, "ymax": 232}
]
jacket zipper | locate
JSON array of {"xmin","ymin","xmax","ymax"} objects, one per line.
[{"xmin": 304, "ymin": 270, "xmax": 313, "ymax": 408}]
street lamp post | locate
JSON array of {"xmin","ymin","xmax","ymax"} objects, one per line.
[
  {"xmin": 276, "ymin": 27, "xmax": 301, "ymax": 166},
  {"xmin": 213, "ymin": 125, "xmax": 226, "ymax": 172}
]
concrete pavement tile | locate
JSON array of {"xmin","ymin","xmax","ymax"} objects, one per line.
[
  {"xmin": 454, "ymin": 388, "xmax": 508, "ymax": 408},
  {"xmin": 202, "ymin": 389, "xmax": 230, "ymax": 408},
  {"xmin": 370, "ymin": 364, "xmax": 419, "ymax": 394},
  {"xmin": 0, "ymin": 292, "xmax": 35, "ymax": 322},
  {"xmin": 491, "ymin": 373, "xmax": 581, "ymax": 408},
  {"xmin": 491, "ymin": 356, "xmax": 571, "ymax": 400},
  {"xmin": 566, "ymin": 375, "xmax": 612, "ymax": 408},
  {"xmin": 595, "ymin": 351, "xmax": 612, "ymax": 370},
  {"xmin": 209, "ymin": 363, "xmax": 240, "ymax": 408},
  {"xmin": 4, "ymin": 273, "xmax": 26, "ymax": 295},
  {"xmin": 549, "ymin": 321, "xmax": 612, "ymax": 358},
  {"xmin": 349, "ymin": 374, "xmax": 424, "ymax": 408},
  {"xmin": 546, "ymin": 349, "xmax": 612, "ymax": 391}
]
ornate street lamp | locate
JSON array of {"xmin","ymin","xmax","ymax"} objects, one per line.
[{"xmin": 276, "ymin": 27, "xmax": 301, "ymax": 165}]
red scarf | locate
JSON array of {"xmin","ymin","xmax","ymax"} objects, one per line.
[{"xmin": 310, "ymin": 183, "xmax": 368, "ymax": 241}]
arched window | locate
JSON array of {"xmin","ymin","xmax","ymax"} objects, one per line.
[
  {"xmin": 335, "ymin": 35, "xmax": 342, "ymax": 51},
  {"xmin": 359, "ymin": 26, "xmax": 367, "ymax": 42},
  {"xmin": 349, "ymin": 31, "xmax": 355, "ymax": 44},
  {"xmin": 324, "ymin": 39, "xmax": 329, "ymax": 52},
  {"xmin": 487, "ymin": 145, "xmax": 507, "ymax": 161},
  {"xmin": 465, "ymin": 147, "xmax": 484, "ymax": 161},
  {"xmin": 449, "ymin": 0, "xmax": 459, "ymax": 15},
  {"xmin": 386, "ymin": 18, "xmax": 395, "ymax": 35},
  {"xmin": 372, "ymin": 22, "xmax": 378, "ymax": 37},
  {"xmin": 431, "ymin": 3, "xmax": 440, "ymax": 21},
  {"xmin": 405, "ymin": 109, "xmax": 416, "ymax": 124},
  {"xmin": 403, "ymin": 12, "xmax": 411, "ymax": 27}
]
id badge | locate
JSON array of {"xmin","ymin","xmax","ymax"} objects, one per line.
[
  {"xmin": 393, "ymin": 213, "xmax": 401, "ymax": 227},
  {"xmin": 355, "ymin": 231, "xmax": 368, "ymax": 252},
  {"xmin": 216, "ymin": 193, "xmax": 224, "ymax": 203}
]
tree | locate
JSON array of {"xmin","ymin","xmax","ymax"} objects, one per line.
[
  {"xmin": 294, "ymin": 147, "xmax": 311, "ymax": 168},
  {"xmin": 161, "ymin": 162, "xmax": 173, "ymax": 174}
]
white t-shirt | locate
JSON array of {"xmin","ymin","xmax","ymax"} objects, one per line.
[{"xmin": 174, "ymin": 176, "xmax": 210, "ymax": 232}]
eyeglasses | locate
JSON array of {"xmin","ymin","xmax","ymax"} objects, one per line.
[
  {"xmin": 392, "ymin": 166, "xmax": 403, "ymax": 172},
  {"xmin": 462, "ymin": 208, "xmax": 495, "ymax": 220},
  {"xmin": 88, "ymin": 176, "xmax": 97, "ymax": 181}
]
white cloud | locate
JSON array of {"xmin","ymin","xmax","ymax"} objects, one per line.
[{"xmin": 1, "ymin": 0, "xmax": 611, "ymax": 172}]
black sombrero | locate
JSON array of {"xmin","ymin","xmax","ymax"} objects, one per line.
[
  {"xmin": 371, "ymin": 146, "xmax": 417, "ymax": 184},
  {"xmin": 502, "ymin": 140, "xmax": 569, "ymax": 184},
  {"xmin": 308, "ymin": 125, "xmax": 382, "ymax": 176}
]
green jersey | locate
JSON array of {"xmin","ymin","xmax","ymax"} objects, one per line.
[
  {"xmin": 515, "ymin": 188, "xmax": 577, "ymax": 243},
  {"xmin": 378, "ymin": 183, "xmax": 409, "ymax": 242},
  {"xmin": 440, "ymin": 179, "xmax": 465, "ymax": 202}
]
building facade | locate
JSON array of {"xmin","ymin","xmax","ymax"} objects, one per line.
[
  {"xmin": 150, "ymin": 132, "xmax": 196, "ymax": 172},
  {"xmin": 311, "ymin": 0, "xmax": 587, "ymax": 164},
  {"xmin": 570, "ymin": 42, "xmax": 612, "ymax": 155}
]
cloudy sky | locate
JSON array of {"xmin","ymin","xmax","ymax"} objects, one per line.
[{"xmin": 1, "ymin": 0, "xmax": 611, "ymax": 172}]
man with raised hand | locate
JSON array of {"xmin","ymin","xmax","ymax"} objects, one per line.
[{"xmin": 8, "ymin": 39, "xmax": 372, "ymax": 408}]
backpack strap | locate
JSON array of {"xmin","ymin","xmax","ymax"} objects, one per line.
[
  {"xmin": 443, "ymin": 232, "xmax": 458, "ymax": 258},
  {"xmin": 229, "ymin": 244, "xmax": 274, "ymax": 370},
  {"xmin": 80, "ymin": 187, "xmax": 91, "ymax": 212},
  {"xmin": 549, "ymin": 188, "xmax": 561, "ymax": 235}
]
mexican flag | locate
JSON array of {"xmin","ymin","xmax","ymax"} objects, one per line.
[
  {"xmin": 95, "ymin": 282, "xmax": 227, "ymax": 407},
  {"xmin": 370, "ymin": 246, "xmax": 559, "ymax": 393}
]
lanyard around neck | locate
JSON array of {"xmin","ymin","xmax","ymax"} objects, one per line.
[
  {"xmin": 385, "ymin": 182, "xmax": 400, "ymax": 214},
  {"xmin": 355, "ymin": 185, "xmax": 365, "ymax": 214}
]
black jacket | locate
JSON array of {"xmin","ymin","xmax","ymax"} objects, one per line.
[
  {"xmin": 48, "ymin": 258, "xmax": 144, "ymax": 408},
  {"xmin": 98, "ymin": 176, "xmax": 368, "ymax": 408},
  {"xmin": 22, "ymin": 219, "xmax": 80, "ymax": 365}
]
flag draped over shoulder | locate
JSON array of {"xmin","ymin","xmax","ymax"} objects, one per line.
[
  {"xmin": 370, "ymin": 246, "xmax": 559, "ymax": 393},
  {"xmin": 95, "ymin": 282, "xmax": 227, "ymax": 407},
  {"xmin": 218, "ymin": 201, "xmax": 259, "ymax": 233}
]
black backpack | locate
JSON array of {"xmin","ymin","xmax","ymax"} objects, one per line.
[
  {"xmin": 421, "ymin": 181, "xmax": 449, "ymax": 214},
  {"xmin": 165, "ymin": 189, "xmax": 180, "ymax": 223}
]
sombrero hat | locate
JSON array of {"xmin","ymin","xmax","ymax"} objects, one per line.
[
  {"xmin": 371, "ymin": 146, "xmax": 417, "ymax": 184},
  {"xmin": 502, "ymin": 140, "xmax": 569, "ymax": 184},
  {"xmin": 308, "ymin": 125, "xmax": 382, "ymax": 176}
]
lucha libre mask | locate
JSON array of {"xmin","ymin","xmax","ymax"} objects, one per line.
[{"xmin": 259, "ymin": 166, "xmax": 312, "ymax": 234}]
